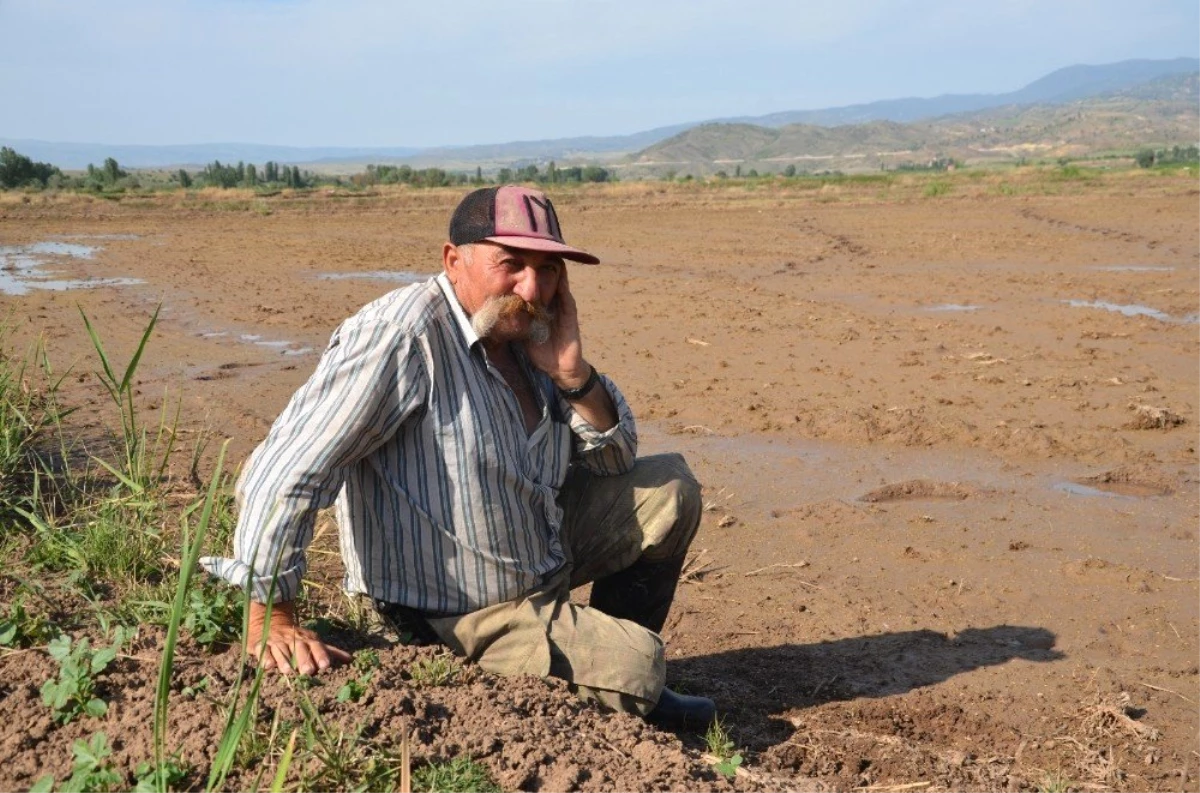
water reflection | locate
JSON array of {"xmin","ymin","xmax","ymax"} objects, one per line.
[{"xmin": 0, "ymin": 240, "xmax": 142, "ymax": 296}]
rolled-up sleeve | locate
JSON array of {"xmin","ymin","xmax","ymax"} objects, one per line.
[
  {"xmin": 201, "ymin": 319, "xmax": 426, "ymax": 602},
  {"xmin": 558, "ymin": 374, "xmax": 637, "ymax": 476}
]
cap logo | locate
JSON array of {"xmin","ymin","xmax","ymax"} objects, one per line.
[{"xmin": 522, "ymin": 194, "xmax": 562, "ymax": 240}]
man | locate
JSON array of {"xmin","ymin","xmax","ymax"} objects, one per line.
[{"xmin": 201, "ymin": 185, "xmax": 714, "ymax": 724}]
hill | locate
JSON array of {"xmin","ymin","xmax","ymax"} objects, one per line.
[
  {"xmin": 624, "ymin": 73, "xmax": 1200, "ymax": 176},
  {"xmin": 2, "ymin": 57, "xmax": 1195, "ymax": 172}
]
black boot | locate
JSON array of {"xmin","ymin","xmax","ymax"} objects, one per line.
[
  {"xmin": 589, "ymin": 555, "xmax": 687, "ymax": 633},
  {"xmin": 647, "ymin": 686, "xmax": 716, "ymax": 727}
]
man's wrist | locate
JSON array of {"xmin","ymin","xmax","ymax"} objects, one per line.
[{"xmin": 557, "ymin": 365, "xmax": 600, "ymax": 401}]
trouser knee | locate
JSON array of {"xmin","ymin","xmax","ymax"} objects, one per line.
[{"xmin": 646, "ymin": 453, "xmax": 702, "ymax": 561}]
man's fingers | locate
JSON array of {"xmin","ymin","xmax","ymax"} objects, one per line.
[
  {"xmin": 293, "ymin": 641, "xmax": 318, "ymax": 676},
  {"xmin": 269, "ymin": 643, "xmax": 294, "ymax": 675},
  {"xmin": 306, "ymin": 638, "xmax": 352, "ymax": 672},
  {"xmin": 326, "ymin": 643, "xmax": 353, "ymax": 662}
]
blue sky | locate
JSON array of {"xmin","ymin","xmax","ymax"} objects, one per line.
[{"xmin": 3, "ymin": 0, "xmax": 1197, "ymax": 148}]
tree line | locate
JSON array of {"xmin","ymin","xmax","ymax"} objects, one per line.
[
  {"xmin": 1135, "ymin": 145, "xmax": 1199, "ymax": 168},
  {"xmin": 0, "ymin": 146, "xmax": 620, "ymax": 193}
]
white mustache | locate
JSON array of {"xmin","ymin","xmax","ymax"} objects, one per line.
[{"xmin": 471, "ymin": 295, "xmax": 554, "ymax": 344}]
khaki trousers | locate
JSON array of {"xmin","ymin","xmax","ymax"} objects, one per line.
[{"xmin": 409, "ymin": 453, "xmax": 701, "ymax": 715}]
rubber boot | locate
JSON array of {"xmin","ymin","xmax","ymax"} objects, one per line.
[
  {"xmin": 647, "ymin": 686, "xmax": 717, "ymax": 727},
  {"xmin": 588, "ymin": 554, "xmax": 687, "ymax": 633}
]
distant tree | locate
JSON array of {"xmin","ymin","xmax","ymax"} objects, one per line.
[
  {"xmin": 473, "ymin": 166, "xmax": 483, "ymax": 185},
  {"xmin": 783, "ymin": 164, "xmax": 796, "ymax": 177},
  {"xmin": 245, "ymin": 163, "xmax": 257, "ymax": 186},
  {"xmin": 497, "ymin": 167, "xmax": 514, "ymax": 184},
  {"xmin": 581, "ymin": 165, "xmax": 609, "ymax": 183},
  {"xmin": 202, "ymin": 160, "xmax": 240, "ymax": 188},
  {"xmin": 1134, "ymin": 149, "xmax": 1156, "ymax": 168},
  {"xmin": 546, "ymin": 161, "xmax": 558, "ymax": 183},
  {"xmin": 291, "ymin": 166, "xmax": 303, "ymax": 187},
  {"xmin": 0, "ymin": 147, "xmax": 61, "ymax": 188},
  {"xmin": 734, "ymin": 164, "xmax": 741, "ymax": 178},
  {"xmin": 746, "ymin": 168, "xmax": 759, "ymax": 178},
  {"xmin": 714, "ymin": 170, "xmax": 729, "ymax": 179},
  {"xmin": 102, "ymin": 157, "xmax": 125, "ymax": 183},
  {"xmin": 177, "ymin": 169, "xmax": 192, "ymax": 188}
]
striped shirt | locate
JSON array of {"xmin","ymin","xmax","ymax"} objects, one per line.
[{"xmin": 200, "ymin": 273, "xmax": 637, "ymax": 612}]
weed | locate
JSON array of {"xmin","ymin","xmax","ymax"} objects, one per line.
[
  {"xmin": 923, "ymin": 180, "xmax": 951, "ymax": 197},
  {"xmin": 704, "ymin": 717, "xmax": 744, "ymax": 778},
  {"xmin": 1038, "ymin": 770, "xmax": 1072, "ymax": 793},
  {"xmin": 0, "ymin": 335, "xmax": 73, "ymax": 535},
  {"xmin": 409, "ymin": 653, "xmax": 460, "ymax": 688},
  {"xmin": 181, "ymin": 675, "xmax": 211, "ymax": 699},
  {"xmin": 41, "ymin": 632, "xmax": 124, "ymax": 724},
  {"xmin": 412, "ymin": 756, "xmax": 501, "ymax": 793},
  {"xmin": 0, "ymin": 594, "xmax": 56, "ymax": 647},
  {"xmin": 80, "ymin": 305, "xmax": 174, "ymax": 495},
  {"xmin": 297, "ymin": 699, "xmax": 404, "ymax": 792},
  {"xmin": 133, "ymin": 757, "xmax": 189, "ymax": 793},
  {"xmin": 337, "ymin": 649, "xmax": 380, "ymax": 703},
  {"xmin": 33, "ymin": 732, "xmax": 124, "ymax": 792},
  {"xmin": 182, "ymin": 581, "xmax": 243, "ymax": 647}
]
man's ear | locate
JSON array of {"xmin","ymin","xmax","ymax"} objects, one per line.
[{"xmin": 443, "ymin": 242, "xmax": 461, "ymax": 281}]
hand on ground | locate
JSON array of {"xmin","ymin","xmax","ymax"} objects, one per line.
[{"xmin": 246, "ymin": 600, "xmax": 352, "ymax": 676}]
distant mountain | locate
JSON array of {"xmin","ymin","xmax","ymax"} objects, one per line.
[
  {"xmin": 627, "ymin": 73, "xmax": 1199, "ymax": 175},
  {"xmin": 3, "ymin": 57, "xmax": 1195, "ymax": 171},
  {"xmin": 713, "ymin": 57, "xmax": 1200, "ymax": 127}
]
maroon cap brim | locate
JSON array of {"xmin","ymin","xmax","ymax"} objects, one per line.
[{"xmin": 483, "ymin": 235, "xmax": 600, "ymax": 265}]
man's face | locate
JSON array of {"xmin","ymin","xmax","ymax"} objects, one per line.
[{"xmin": 445, "ymin": 242, "xmax": 564, "ymax": 343}]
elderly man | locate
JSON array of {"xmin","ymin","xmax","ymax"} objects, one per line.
[{"xmin": 202, "ymin": 186, "xmax": 714, "ymax": 724}]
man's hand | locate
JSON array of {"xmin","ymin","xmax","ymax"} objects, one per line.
[
  {"xmin": 525, "ymin": 265, "xmax": 618, "ymax": 430},
  {"xmin": 525, "ymin": 263, "xmax": 587, "ymax": 385},
  {"xmin": 247, "ymin": 600, "xmax": 351, "ymax": 676}
]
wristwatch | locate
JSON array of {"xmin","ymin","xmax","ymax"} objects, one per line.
[{"xmin": 558, "ymin": 365, "xmax": 600, "ymax": 401}]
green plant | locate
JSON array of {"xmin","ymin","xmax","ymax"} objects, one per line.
[
  {"xmin": 412, "ymin": 756, "xmax": 501, "ymax": 793},
  {"xmin": 296, "ymin": 699, "xmax": 405, "ymax": 792},
  {"xmin": 923, "ymin": 180, "xmax": 951, "ymax": 197},
  {"xmin": 1038, "ymin": 770, "xmax": 1072, "ymax": 793},
  {"xmin": 80, "ymin": 305, "xmax": 175, "ymax": 494},
  {"xmin": 41, "ymin": 632, "xmax": 124, "ymax": 724},
  {"xmin": 408, "ymin": 653, "xmax": 460, "ymax": 688},
  {"xmin": 704, "ymin": 718, "xmax": 743, "ymax": 778},
  {"xmin": 0, "ymin": 334, "xmax": 68, "ymax": 526},
  {"xmin": 183, "ymin": 581, "xmax": 244, "ymax": 647},
  {"xmin": 32, "ymin": 732, "xmax": 125, "ymax": 792},
  {"xmin": 0, "ymin": 594, "xmax": 56, "ymax": 647},
  {"xmin": 337, "ymin": 649, "xmax": 381, "ymax": 703},
  {"xmin": 133, "ymin": 758, "xmax": 189, "ymax": 793}
]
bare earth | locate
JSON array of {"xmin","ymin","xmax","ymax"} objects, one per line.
[{"xmin": 2, "ymin": 174, "xmax": 1197, "ymax": 791}]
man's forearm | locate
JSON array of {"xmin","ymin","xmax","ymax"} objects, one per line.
[{"xmin": 558, "ymin": 364, "xmax": 618, "ymax": 431}]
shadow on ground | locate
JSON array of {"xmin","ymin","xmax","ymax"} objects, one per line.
[{"xmin": 668, "ymin": 624, "xmax": 1063, "ymax": 749}]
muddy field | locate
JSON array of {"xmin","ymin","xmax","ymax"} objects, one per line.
[{"xmin": 1, "ymin": 172, "xmax": 1197, "ymax": 791}]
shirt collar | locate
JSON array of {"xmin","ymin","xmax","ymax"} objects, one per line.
[{"xmin": 436, "ymin": 272, "xmax": 482, "ymax": 350}]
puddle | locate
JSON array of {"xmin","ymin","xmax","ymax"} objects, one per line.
[
  {"xmin": 1063, "ymin": 299, "xmax": 1196, "ymax": 324},
  {"xmin": 1052, "ymin": 481, "xmax": 1159, "ymax": 500},
  {"xmin": 195, "ymin": 329, "xmax": 314, "ymax": 357},
  {"xmin": 925, "ymin": 304, "xmax": 980, "ymax": 312},
  {"xmin": 57, "ymin": 234, "xmax": 141, "ymax": 241},
  {"xmin": 0, "ymin": 240, "xmax": 142, "ymax": 296},
  {"xmin": 1091, "ymin": 265, "xmax": 1175, "ymax": 273},
  {"xmin": 316, "ymin": 271, "xmax": 430, "ymax": 283}
]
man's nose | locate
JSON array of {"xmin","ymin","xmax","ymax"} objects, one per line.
[{"xmin": 512, "ymin": 267, "xmax": 539, "ymax": 303}]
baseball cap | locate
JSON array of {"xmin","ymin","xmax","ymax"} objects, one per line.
[{"xmin": 449, "ymin": 185, "xmax": 600, "ymax": 264}]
